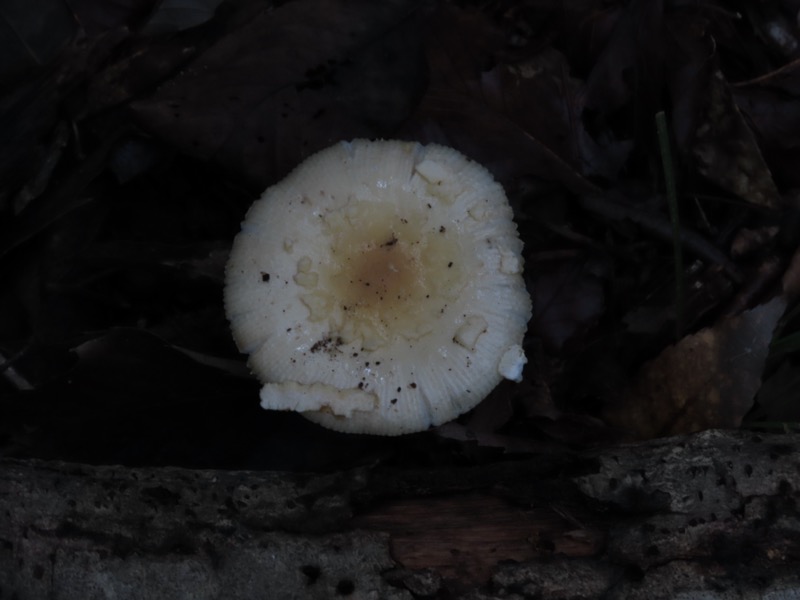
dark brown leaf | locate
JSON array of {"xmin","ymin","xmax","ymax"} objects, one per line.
[
  {"xmin": 693, "ymin": 69, "xmax": 782, "ymax": 209},
  {"xmin": 66, "ymin": 0, "xmax": 158, "ymax": 36},
  {"xmin": 582, "ymin": 0, "xmax": 663, "ymax": 115},
  {"xmin": 734, "ymin": 59, "xmax": 800, "ymax": 189},
  {"xmin": 142, "ymin": 0, "xmax": 225, "ymax": 34},
  {"xmin": 606, "ymin": 296, "xmax": 786, "ymax": 438},
  {"xmin": 528, "ymin": 258, "xmax": 605, "ymax": 353},
  {"xmin": 0, "ymin": 0, "xmax": 76, "ymax": 82},
  {"xmin": 403, "ymin": 4, "xmax": 605, "ymax": 194},
  {"xmin": 132, "ymin": 0, "xmax": 426, "ymax": 187}
]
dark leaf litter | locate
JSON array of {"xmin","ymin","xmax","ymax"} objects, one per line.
[{"xmin": 2, "ymin": 0, "xmax": 800, "ymax": 471}]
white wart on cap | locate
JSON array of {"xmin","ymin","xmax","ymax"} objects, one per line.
[{"xmin": 224, "ymin": 140, "xmax": 531, "ymax": 435}]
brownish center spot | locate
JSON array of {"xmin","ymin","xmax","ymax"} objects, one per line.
[
  {"xmin": 318, "ymin": 200, "xmax": 469, "ymax": 347},
  {"xmin": 336, "ymin": 238, "xmax": 422, "ymax": 315}
]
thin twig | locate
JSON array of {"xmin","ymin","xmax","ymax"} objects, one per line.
[{"xmin": 578, "ymin": 194, "xmax": 743, "ymax": 284}]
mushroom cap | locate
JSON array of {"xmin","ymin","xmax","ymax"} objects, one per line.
[{"xmin": 224, "ymin": 140, "xmax": 531, "ymax": 435}]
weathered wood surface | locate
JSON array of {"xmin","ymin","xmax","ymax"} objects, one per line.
[{"xmin": 2, "ymin": 429, "xmax": 799, "ymax": 599}]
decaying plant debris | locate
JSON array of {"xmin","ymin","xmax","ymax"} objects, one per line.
[{"xmin": 2, "ymin": 1, "xmax": 800, "ymax": 597}]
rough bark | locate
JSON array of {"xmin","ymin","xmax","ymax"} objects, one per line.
[{"xmin": 1, "ymin": 429, "xmax": 799, "ymax": 599}]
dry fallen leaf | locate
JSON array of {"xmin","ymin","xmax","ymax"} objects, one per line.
[
  {"xmin": 693, "ymin": 70, "xmax": 782, "ymax": 209},
  {"xmin": 528, "ymin": 258, "xmax": 605, "ymax": 353},
  {"xmin": 605, "ymin": 296, "xmax": 786, "ymax": 439},
  {"xmin": 402, "ymin": 4, "xmax": 601, "ymax": 195},
  {"xmin": 67, "ymin": 0, "xmax": 157, "ymax": 36},
  {"xmin": 734, "ymin": 59, "xmax": 800, "ymax": 189},
  {"xmin": 132, "ymin": 0, "xmax": 426, "ymax": 187}
]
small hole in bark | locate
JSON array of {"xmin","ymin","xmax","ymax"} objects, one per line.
[
  {"xmin": 336, "ymin": 579, "xmax": 355, "ymax": 595},
  {"xmin": 300, "ymin": 565, "xmax": 321, "ymax": 584}
]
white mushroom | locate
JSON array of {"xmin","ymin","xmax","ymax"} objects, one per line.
[{"xmin": 224, "ymin": 140, "xmax": 531, "ymax": 435}]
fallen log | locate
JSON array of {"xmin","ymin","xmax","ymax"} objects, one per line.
[{"xmin": 1, "ymin": 429, "xmax": 799, "ymax": 599}]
